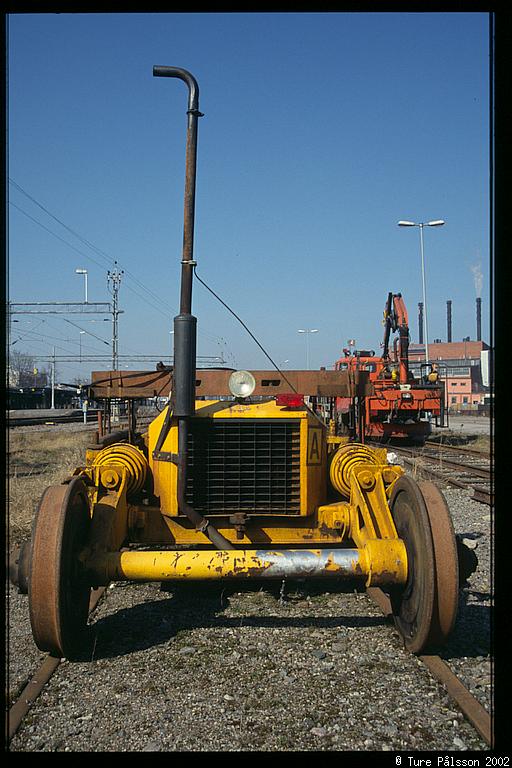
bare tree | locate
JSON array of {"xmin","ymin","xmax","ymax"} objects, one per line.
[{"xmin": 8, "ymin": 349, "xmax": 49, "ymax": 387}]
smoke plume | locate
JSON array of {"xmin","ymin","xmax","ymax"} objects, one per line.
[{"xmin": 470, "ymin": 263, "xmax": 483, "ymax": 297}]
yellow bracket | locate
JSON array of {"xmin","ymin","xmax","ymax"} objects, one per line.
[
  {"xmin": 349, "ymin": 464, "xmax": 400, "ymax": 544},
  {"xmin": 347, "ymin": 463, "xmax": 407, "ymax": 586},
  {"xmin": 74, "ymin": 465, "xmax": 131, "ymax": 563}
]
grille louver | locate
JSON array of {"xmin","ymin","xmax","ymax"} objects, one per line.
[{"xmin": 185, "ymin": 419, "xmax": 301, "ymax": 515}]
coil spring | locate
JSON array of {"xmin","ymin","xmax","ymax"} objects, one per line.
[
  {"xmin": 92, "ymin": 442, "xmax": 149, "ymax": 496},
  {"xmin": 329, "ymin": 442, "xmax": 380, "ymax": 498}
]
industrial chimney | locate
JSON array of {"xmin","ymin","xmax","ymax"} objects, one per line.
[
  {"xmin": 447, "ymin": 300, "xmax": 452, "ymax": 343},
  {"xmin": 418, "ymin": 302, "xmax": 424, "ymax": 344},
  {"xmin": 476, "ymin": 297, "xmax": 482, "ymax": 342}
]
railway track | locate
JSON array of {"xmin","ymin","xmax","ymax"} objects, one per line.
[
  {"xmin": 371, "ymin": 441, "xmax": 493, "ymax": 506},
  {"xmin": 7, "ymin": 411, "xmax": 157, "ymax": 431},
  {"xmin": 7, "ymin": 410, "xmax": 102, "ymax": 428},
  {"xmin": 7, "ymin": 581, "xmax": 493, "ymax": 748},
  {"xmin": 366, "ymin": 588, "xmax": 493, "ymax": 747},
  {"xmin": 7, "ymin": 587, "xmax": 107, "ymax": 742},
  {"xmin": 8, "ymin": 430, "xmax": 492, "ymax": 748},
  {"xmin": 425, "ymin": 438, "xmax": 492, "ymax": 458}
]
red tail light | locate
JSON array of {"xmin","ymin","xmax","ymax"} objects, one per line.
[{"xmin": 275, "ymin": 394, "xmax": 304, "ymax": 408}]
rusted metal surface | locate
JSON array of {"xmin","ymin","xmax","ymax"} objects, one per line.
[
  {"xmin": 366, "ymin": 588, "xmax": 493, "ymax": 747},
  {"xmin": 86, "ymin": 541, "xmax": 407, "ymax": 586},
  {"xmin": 7, "ymin": 655, "xmax": 61, "ymax": 742},
  {"xmin": 89, "ymin": 368, "xmax": 372, "ymax": 400},
  {"xmin": 418, "ymin": 655, "xmax": 493, "ymax": 747},
  {"xmin": 389, "ymin": 475, "xmax": 436, "ymax": 653},
  {"xmin": 8, "ymin": 541, "xmax": 31, "ymax": 595},
  {"xmin": 366, "ymin": 586, "xmax": 393, "ymax": 616},
  {"xmin": 418, "ymin": 481, "xmax": 459, "ymax": 645},
  {"xmin": 471, "ymin": 487, "xmax": 493, "ymax": 506},
  {"xmin": 7, "ymin": 587, "xmax": 105, "ymax": 743},
  {"xmin": 153, "ymin": 66, "xmax": 202, "ymax": 316},
  {"xmin": 151, "ymin": 67, "xmax": 234, "ymax": 552},
  {"xmin": 28, "ymin": 479, "xmax": 92, "ymax": 659},
  {"xmin": 89, "ymin": 369, "xmax": 173, "ymax": 399}
]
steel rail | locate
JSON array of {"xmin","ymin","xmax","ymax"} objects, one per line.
[
  {"xmin": 370, "ymin": 439, "xmax": 491, "ymax": 463},
  {"xmin": 383, "ymin": 442, "xmax": 491, "ymax": 472},
  {"xmin": 424, "ymin": 439, "xmax": 492, "ymax": 458},
  {"xmin": 472, "ymin": 487, "xmax": 494, "ymax": 505},
  {"xmin": 371, "ymin": 441, "xmax": 492, "ymax": 506},
  {"xmin": 8, "ymin": 582, "xmax": 492, "ymax": 747},
  {"xmin": 401, "ymin": 456, "xmax": 492, "ymax": 505},
  {"xmin": 366, "ymin": 587, "xmax": 493, "ymax": 747},
  {"xmin": 401, "ymin": 447, "xmax": 491, "ymax": 476},
  {"xmin": 8, "ymin": 411, "xmax": 101, "ymax": 428},
  {"xmin": 7, "ymin": 587, "xmax": 106, "ymax": 743},
  {"xmin": 421, "ymin": 455, "xmax": 491, "ymax": 479}
]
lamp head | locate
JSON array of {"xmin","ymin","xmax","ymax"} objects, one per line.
[{"xmin": 228, "ymin": 370, "xmax": 256, "ymax": 399}]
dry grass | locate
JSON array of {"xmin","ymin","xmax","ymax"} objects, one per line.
[
  {"xmin": 430, "ymin": 431, "xmax": 492, "ymax": 454},
  {"xmin": 6, "ymin": 428, "xmax": 93, "ymax": 547},
  {"xmin": 467, "ymin": 434, "xmax": 492, "ymax": 454}
]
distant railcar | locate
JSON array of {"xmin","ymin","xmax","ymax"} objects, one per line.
[{"xmin": 334, "ymin": 293, "xmax": 446, "ymax": 445}]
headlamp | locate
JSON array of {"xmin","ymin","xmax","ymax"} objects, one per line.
[{"xmin": 228, "ymin": 370, "xmax": 256, "ymax": 399}]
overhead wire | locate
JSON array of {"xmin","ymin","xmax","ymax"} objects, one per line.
[
  {"xmin": 61, "ymin": 317, "xmax": 110, "ymax": 347},
  {"xmin": 9, "ymin": 180, "xmax": 227, "ymax": 348},
  {"xmin": 9, "ymin": 200, "xmax": 174, "ymax": 323},
  {"xmin": 9, "ymin": 318, "xmax": 47, "ymax": 346},
  {"xmin": 10, "ymin": 317, "xmax": 109, "ymax": 355},
  {"xmin": 10, "ymin": 199, "xmax": 174, "ymax": 322},
  {"xmin": 9, "ymin": 201, "xmax": 108, "ymax": 272},
  {"xmin": 12, "ymin": 179, "xmax": 189, "ymax": 321},
  {"xmin": 10, "ymin": 328, "xmax": 82, "ymax": 350},
  {"xmin": 8, "ymin": 203, "xmax": 171, "ymax": 362},
  {"xmin": 193, "ymin": 266, "xmax": 326, "ymax": 426}
]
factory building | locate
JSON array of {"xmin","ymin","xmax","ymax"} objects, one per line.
[
  {"xmin": 409, "ymin": 340, "xmax": 490, "ymax": 410},
  {"xmin": 409, "ymin": 298, "xmax": 491, "ymax": 411}
]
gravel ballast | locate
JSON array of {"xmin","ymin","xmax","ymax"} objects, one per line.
[{"xmin": 7, "ymin": 482, "xmax": 492, "ymax": 752}]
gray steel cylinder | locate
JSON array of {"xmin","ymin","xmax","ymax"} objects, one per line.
[{"xmin": 173, "ymin": 313, "xmax": 197, "ymax": 416}]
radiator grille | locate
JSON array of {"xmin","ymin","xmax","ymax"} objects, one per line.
[{"xmin": 185, "ymin": 419, "xmax": 301, "ymax": 515}]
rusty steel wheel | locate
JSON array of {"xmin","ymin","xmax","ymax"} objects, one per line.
[
  {"xmin": 389, "ymin": 476, "xmax": 459, "ymax": 653},
  {"xmin": 28, "ymin": 477, "xmax": 91, "ymax": 659},
  {"xmin": 417, "ymin": 480, "xmax": 459, "ymax": 646},
  {"xmin": 9, "ymin": 540, "xmax": 31, "ymax": 594},
  {"xmin": 389, "ymin": 475, "xmax": 436, "ymax": 653}
]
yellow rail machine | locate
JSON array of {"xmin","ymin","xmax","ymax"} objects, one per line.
[{"xmin": 11, "ymin": 67, "xmax": 472, "ymax": 660}]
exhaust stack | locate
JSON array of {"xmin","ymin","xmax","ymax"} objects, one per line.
[
  {"xmin": 418, "ymin": 302, "xmax": 424, "ymax": 344},
  {"xmin": 447, "ymin": 300, "xmax": 452, "ymax": 343},
  {"xmin": 154, "ymin": 66, "xmax": 234, "ymax": 551},
  {"xmin": 476, "ymin": 297, "xmax": 482, "ymax": 342},
  {"xmin": 153, "ymin": 65, "xmax": 202, "ymax": 416}
]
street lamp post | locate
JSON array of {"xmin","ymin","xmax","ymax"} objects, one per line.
[
  {"xmin": 298, "ymin": 329, "xmax": 319, "ymax": 370},
  {"xmin": 75, "ymin": 268, "xmax": 88, "ymax": 303},
  {"xmin": 79, "ymin": 330, "xmax": 85, "ymax": 362},
  {"xmin": 397, "ymin": 220, "xmax": 445, "ymax": 365},
  {"xmin": 51, "ymin": 346, "xmax": 56, "ymax": 410}
]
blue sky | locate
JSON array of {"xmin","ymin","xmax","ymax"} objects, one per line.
[{"xmin": 7, "ymin": 12, "xmax": 491, "ymax": 384}]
